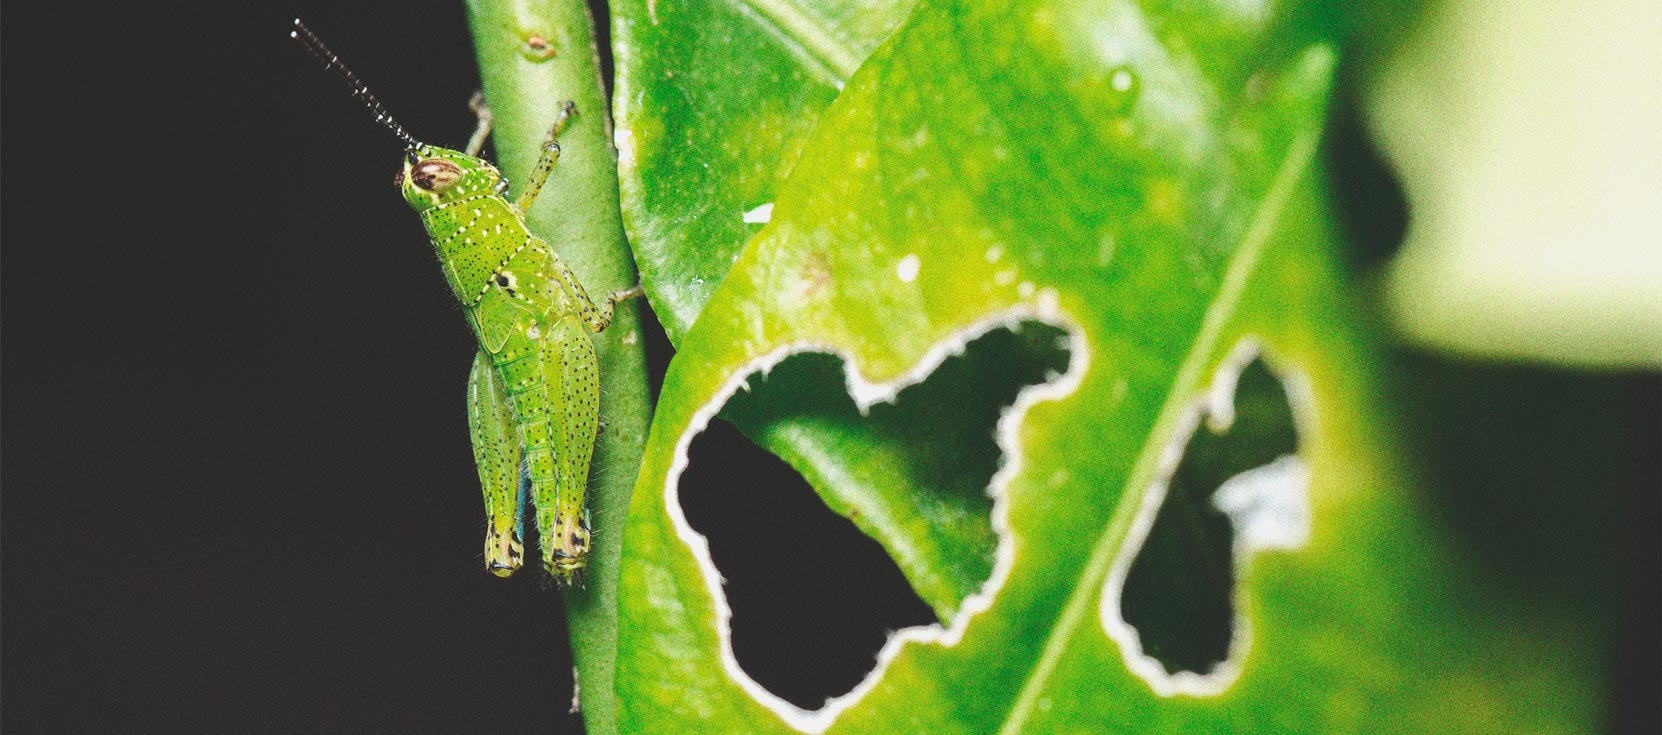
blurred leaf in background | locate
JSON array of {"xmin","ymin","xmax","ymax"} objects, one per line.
[{"xmin": 1365, "ymin": 0, "xmax": 1662, "ymax": 367}]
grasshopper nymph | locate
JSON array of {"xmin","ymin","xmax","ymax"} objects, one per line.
[{"xmin": 293, "ymin": 20, "xmax": 641, "ymax": 587}]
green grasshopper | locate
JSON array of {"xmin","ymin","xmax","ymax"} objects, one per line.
[{"xmin": 293, "ymin": 20, "xmax": 641, "ymax": 586}]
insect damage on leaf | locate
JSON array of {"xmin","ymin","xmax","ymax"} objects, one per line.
[
  {"xmin": 681, "ymin": 320, "xmax": 1080, "ymax": 710},
  {"xmin": 661, "ymin": 309, "xmax": 1085, "ymax": 733},
  {"xmin": 677, "ymin": 416, "xmax": 936, "ymax": 711},
  {"xmin": 1101, "ymin": 339, "xmax": 1313, "ymax": 697}
]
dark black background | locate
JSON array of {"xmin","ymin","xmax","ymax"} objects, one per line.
[
  {"xmin": 3, "ymin": 1, "xmax": 1657, "ymax": 733},
  {"xmin": 2, "ymin": 3, "xmax": 588, "ymax": 731}
]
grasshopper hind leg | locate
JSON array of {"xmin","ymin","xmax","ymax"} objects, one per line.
[
  {"xmin": 468, "ymin": 351, "xmax": 527, "ymax": 577},
  {"xmin": 536, "ymin": 317, "xmax": 599, "ymax": 586}
]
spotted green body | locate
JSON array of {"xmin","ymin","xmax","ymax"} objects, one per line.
[
  {"xmin": 402, "ymin": 137, "xmax": 637, "ymax": 586},
  {"xmin": 293, "ymin": 20, "xmax": 637, "ymax": 586}
]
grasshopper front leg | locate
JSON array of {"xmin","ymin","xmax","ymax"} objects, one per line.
[
  {"xmin": 513, "ymin": 101, "xmax": 578, "ymax": 215},
  {"xmin": 464, "ymin": 90, "xmax": 493, "ymax": 158},
  {"xmin": 511, "ymin": 100, "xmax": 645, "ymax": 334}
]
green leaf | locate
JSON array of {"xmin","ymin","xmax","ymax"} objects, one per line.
[
  {"xmin": 466, "ymin": 3, "xmax": 652, "ymax": 734},
  {"xmin": 611, "ymin": 0, "xmax": 1009, "ymax": 617},
  {"xmin": 612, "ymin": 0, "xmax": 1607, "ymax": 732},
  {"xmin": 611, "ymin": 0, "xmax": 916, "ymax": 341}
]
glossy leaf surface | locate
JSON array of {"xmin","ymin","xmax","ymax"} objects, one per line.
[
  {"xmin": 612, "ymin": 0, "xmax": 916, "ymax": 341},
  {"xmin": 609, "ymin": 0, "xmax": 1608, "ymax": 732}
]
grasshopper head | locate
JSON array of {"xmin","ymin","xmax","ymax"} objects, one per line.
[{"xmin": 397, "ymin": 146, "xmax": 503, "ymax": 212}]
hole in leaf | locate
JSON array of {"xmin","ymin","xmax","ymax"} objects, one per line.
[
  {"xmin": 1120, "ymin": 355, "xmax": 1302, "ymax": 678},
  {"xmin": 679, "ymin": 321, "xmax": 1074, "ymax": 710},
  {"xmin": 681, "ymin": 419, "xmax": 932, "ymax": 709}
]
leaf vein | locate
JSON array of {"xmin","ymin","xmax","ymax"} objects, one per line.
[
  {"xmin": 731, "ymin": 0, "xmax": 861, "ymax": 83},
  {"xmin": 995, "ymin": 127, "xmax": 1321, "ymax": 735}
]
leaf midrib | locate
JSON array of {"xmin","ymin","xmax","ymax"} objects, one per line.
[
  {"xmin": 994, "ymin": 127, "xmax": 1321, "ymax": 735},
  {"xmin": 733, "ymin": 0, "xmax": 861, "ymax": 82}
]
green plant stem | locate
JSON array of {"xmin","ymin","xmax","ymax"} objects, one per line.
[{"xmin": 466, "ymin": 2, "xmax": 649, "ymax": 733}]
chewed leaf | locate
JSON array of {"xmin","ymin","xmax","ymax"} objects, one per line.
[
  {"xmin": 613, "ymin": 0, "xmax": 1610, "ymax": 732},
  {"xmin": 677, "ymin": 415, "xmax": 939, "ymax": 710},
  {"xmin": 1104, "ymin": 343, "xmax": 1310, "ymax": 695},
  {"xmin": 717, "ymin": 322, "xmax": 1077, "ymax": 615}
]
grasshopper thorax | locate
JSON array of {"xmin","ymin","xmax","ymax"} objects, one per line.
[{"xmin": 397, "ymin": 146, "xmax": 504, "ymax": 213}]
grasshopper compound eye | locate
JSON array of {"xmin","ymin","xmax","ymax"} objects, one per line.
[{"xmin": 410, "ymin": 159, "xmax": 463, "ymax": 192}]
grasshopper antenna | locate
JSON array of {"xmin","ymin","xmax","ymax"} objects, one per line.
[{"xmin": 291, "ymin": 19, "xmax": 423, "ymax": 154}]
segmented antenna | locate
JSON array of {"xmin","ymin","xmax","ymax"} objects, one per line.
[{"xmin": 291, "ymin": 19, "xmax": 422, "ymax": 150}]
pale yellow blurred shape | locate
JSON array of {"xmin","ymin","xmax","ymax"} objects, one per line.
[{"xmin": 1367, "ymin": 0, "xmax": 1662, "ymax": 367}]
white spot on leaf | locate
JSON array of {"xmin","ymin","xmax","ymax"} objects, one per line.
[
  {"xmin": 742, "ymin": 202, "xmax": 774, "ymax": 224},
  {"xmin": 1111, "ymin": 67, "xmax": 1135, "ymax": 92},
  {"xmin": 615, "ymin": 129, "xmax": 635, "ymax": 168},
  {"xmin": 896, "ymin": 254, "xmax": 921, "ymax": 283}
]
